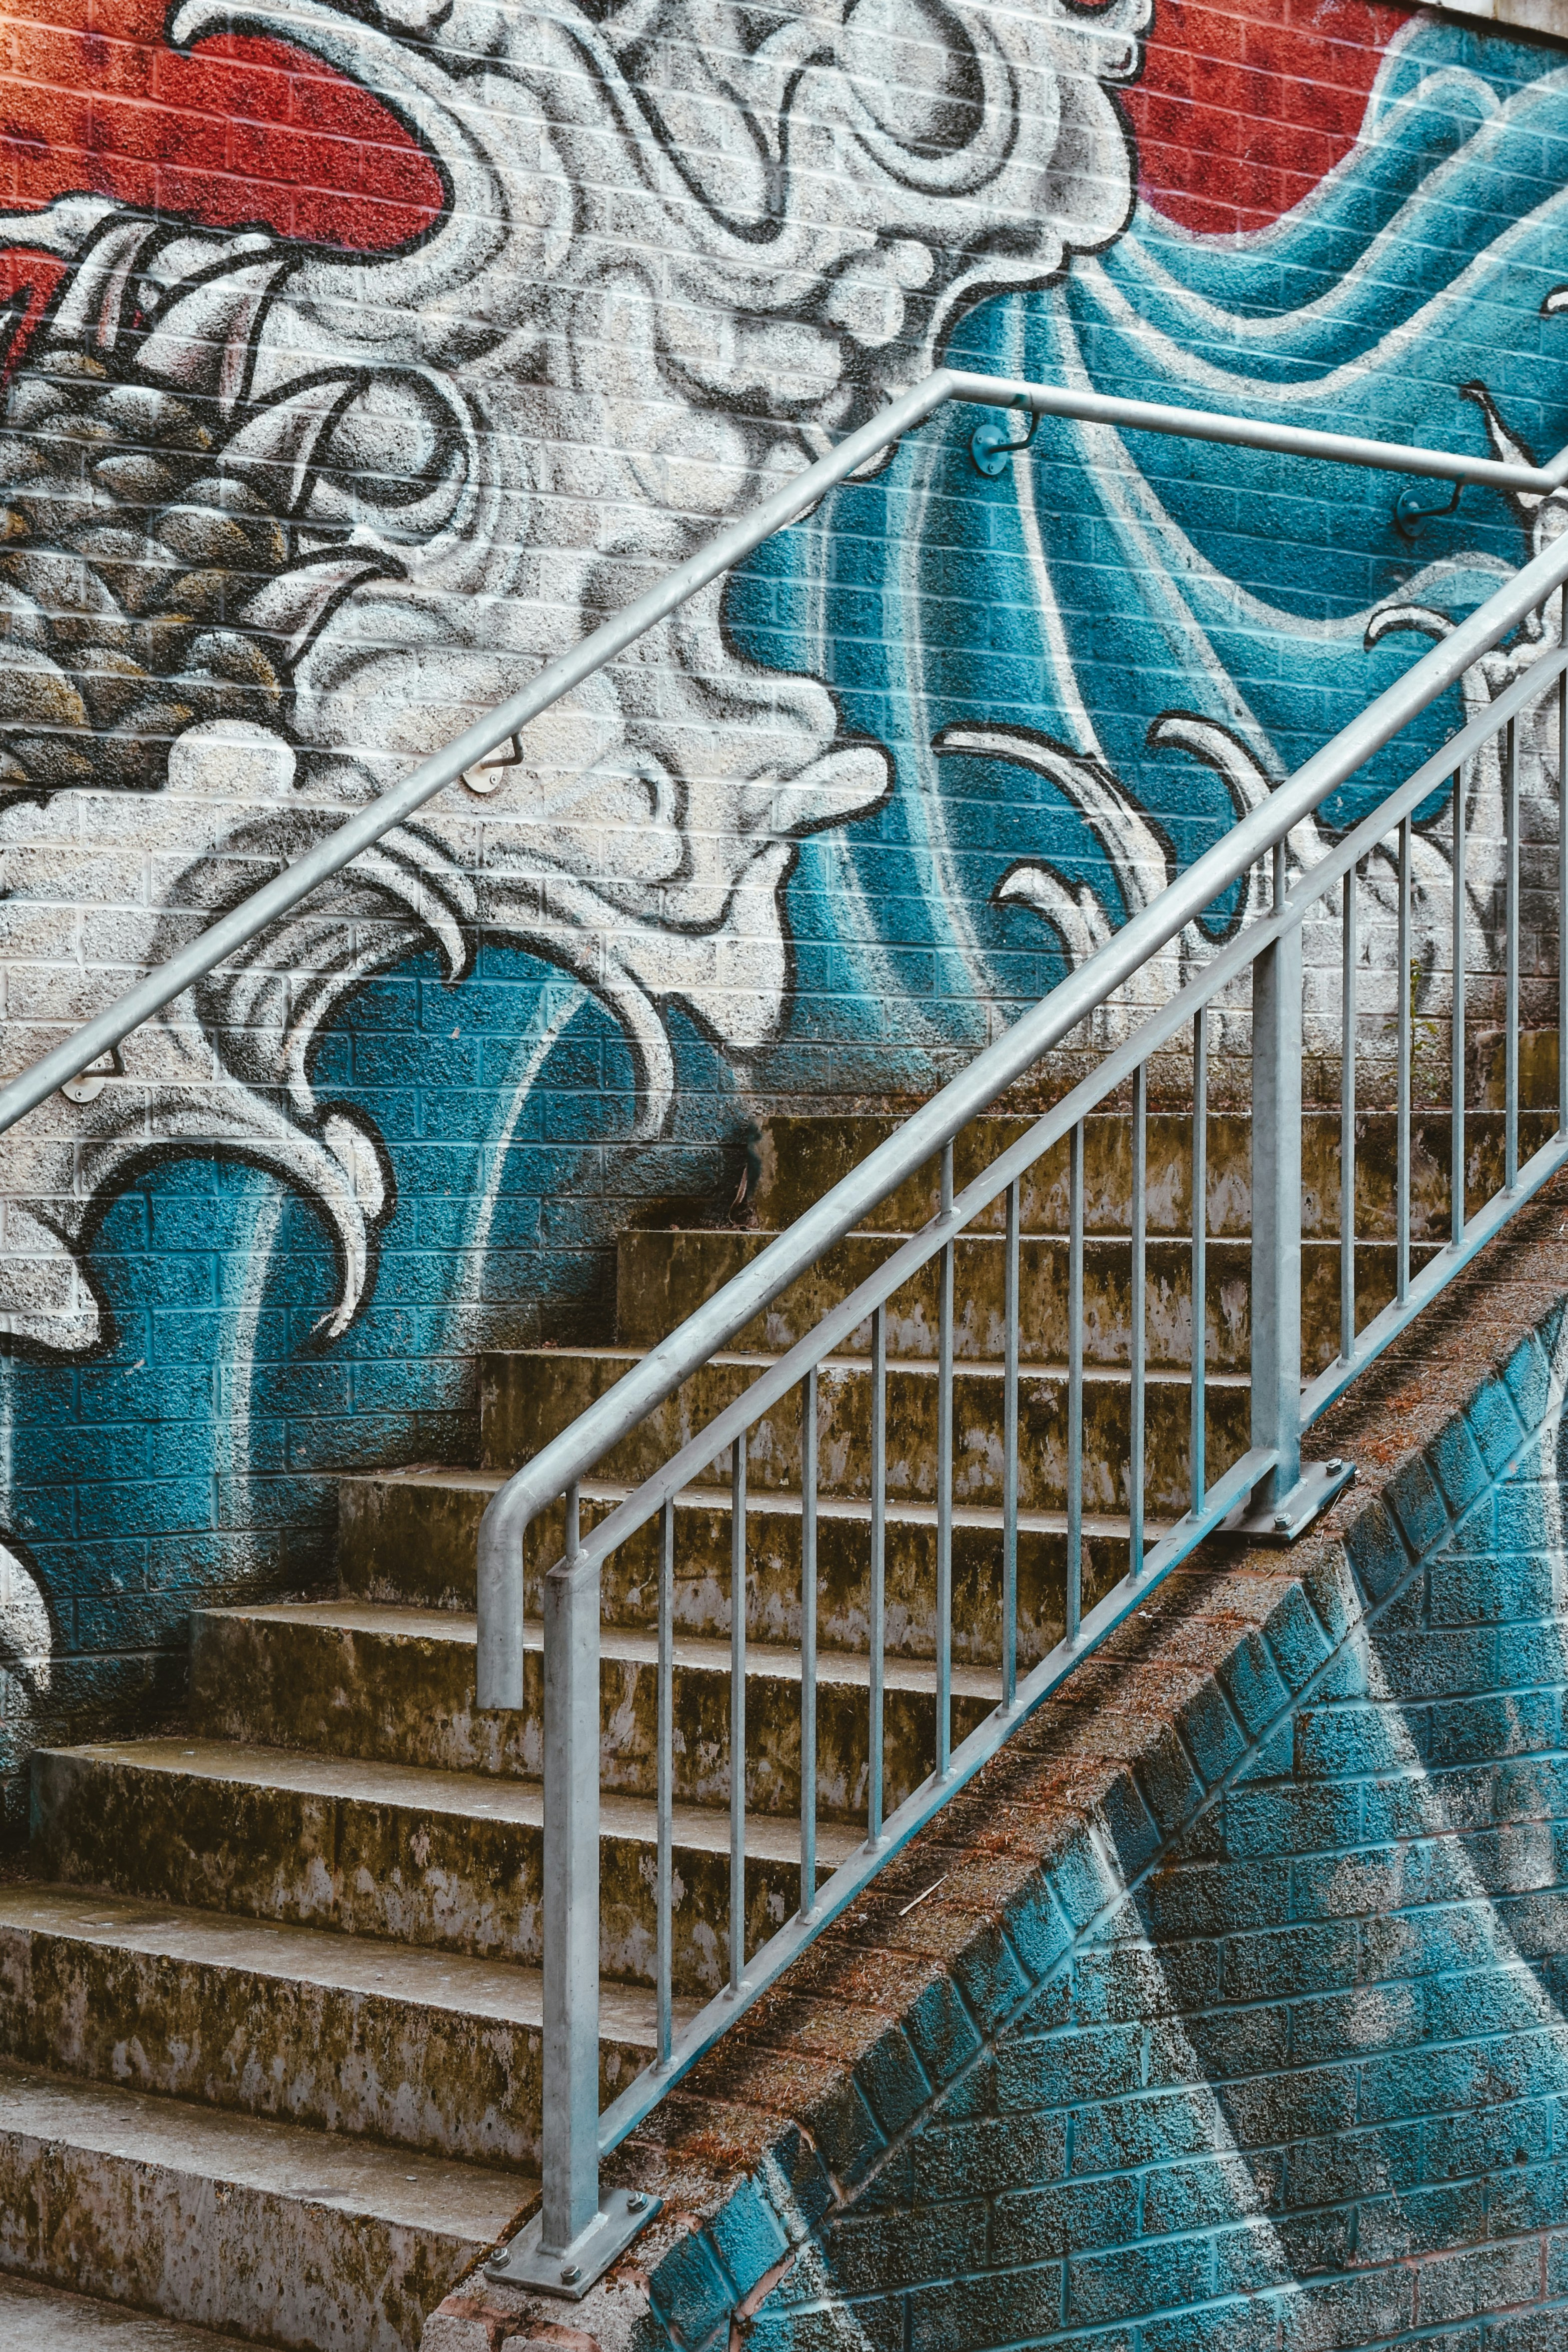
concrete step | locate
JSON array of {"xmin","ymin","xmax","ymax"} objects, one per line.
[
  {"xmin": 188, "ymin": 1601, "xmax": 1003, "ymax": 1819},
  {"xmin": 0, "ymin": 2270, "xmax": 261, "ymax": 2352},
  {"xmin": 743, "ymin": 1107, "xmax": 1543, "ymax": 1235},
  {"xmin": 0, "ymin": 1885, "xmax": 685, "ymax": 2168},
  {"xmin": 615, "ymin": 1226, "xmax": 1439, "ymax": 1373},
  {"xmin": 0, "ymin": 2057, "xmax": 531, "ymax": 2352},
  {"xmin": 30, "ymin": 1740, "xmax": 856, "ymax": 1998},
  {"xmin": 479, "ymin": 1345, "xmax": 1251, "ymax": 1515},
  {"xmin": 339, "ymin": 1468, "xmax": 1150, "ymax": 1662}
]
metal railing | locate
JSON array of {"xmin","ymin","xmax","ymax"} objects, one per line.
[
  {"xmin": 1, "ymin": 361, "xmax": 1566, "ymax": 2294},
  {"xmin": 472, "ymin": 419, "xmax": 1568, "ymax": 2294}
]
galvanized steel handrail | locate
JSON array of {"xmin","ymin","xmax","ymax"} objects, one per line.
[
  {"xmin": 473, "ymin": 514, "xmax": 1568, "ymax": 1696},
  {"xmin": 0, "ymin": 365, "xmax": 1559, "ymax": 1142},
  {"xmin": 463, "ymin": 384, "xmax": 1568, "ymax": 2300},
  {"xmin": 0, "ymin": 353, "xmax": 1564, "ymax": 2301}
]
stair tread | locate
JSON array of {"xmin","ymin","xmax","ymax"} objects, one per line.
[
  {"xmin": 0, "ymin": 2056, "xmax": 534, "ymax": 2241},
  {"xmin": 486, "ymin": 1345, "xmax": 1250, "ymax": 1384},
  {"xmin": 44, "ymin": 1740, "xmax": 863, "ymax": 1866},
  {"xmin": 0, "ymin": 2270, "xmax": 259, "ymax": 2352},
  {"xmin": 340, "ymin": 1465, "xmax": 1169, "ymax": 1538},
  {"xmin": 0, "ymin": 1885, "xmax": 694, "ymax": 2044},
  {"xmin": 204, "ymin": 1601, "xmax": 1011, "ymax": 1699}
]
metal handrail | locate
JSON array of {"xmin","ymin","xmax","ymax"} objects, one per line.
[
  {"xmin": 470, "ymin": 412, "xmax": 1568, "ymax": 2299},
  {"xmin": 0, "ymin": 365, "xmax": 1559, "ymax": 1140},
  {"xmin": 2, "ymin": 357, "xmax": 1566, "ymax": 2302},
  {"xmin": 473, "ymin": 514, "xmax": 1568, "ymax": 1693}
]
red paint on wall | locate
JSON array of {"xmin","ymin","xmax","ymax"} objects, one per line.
[
  {"xmin": 1125, "ymin": 0, "xmax": 1413, "ymax": 236},
  {"xmin": 0, "ymin": 0, "xmax": 442, "ymax": 250}
]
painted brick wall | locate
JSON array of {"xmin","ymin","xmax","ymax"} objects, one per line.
[
  {"xmin": 423, "ymin": 1181, "xmax": 1568, "ymax": 2352},
  {"xmin": 3, "ymin": 1, "xmax": 1568, "ymax": 1812}
]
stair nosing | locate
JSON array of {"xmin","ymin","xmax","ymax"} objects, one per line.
[
  {"xmin": 39, "ymin": 1740, "xmax": 863, "ymax": 1866},
  {"xmin": 0, "ymin": 1884, "xmax": 696, "ymax": 2042},
  {"xmin": 194, "ymin": 1602, "xmax": 1011, "ymax": 1699},
  {"xmin": 0, "ymin": 2054, "xmax": 536, "ymax": 2237},
  {"xmin": 340, "ymin": 1465, "xmax": 1175, "ymax": 1538}
]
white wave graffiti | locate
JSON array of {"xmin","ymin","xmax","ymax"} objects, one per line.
[{"xmin": 0, "ymin": 0, "xmax": 1147, "ymax": 1362}]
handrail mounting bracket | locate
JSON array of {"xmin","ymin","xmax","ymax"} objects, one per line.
[{"xmin": 1220, "ymin": 1456, "xmax": 1356, "ymax": 1546}]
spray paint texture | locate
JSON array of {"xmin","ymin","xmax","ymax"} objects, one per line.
[{"xmin": 0, "ymin": 3, "xmax": 1566, "ymax": 1793}]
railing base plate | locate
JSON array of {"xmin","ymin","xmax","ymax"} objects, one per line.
[
  {"xmin": 485, "ymin": 2187, "xmax": 662, "ymax": 2301},
  {"xmin": 1220, "ymin": 1456, "xmax": 1356, "ymax": 1546}
]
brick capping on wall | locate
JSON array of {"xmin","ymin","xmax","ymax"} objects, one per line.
[{"xmin": 423, "ymin": 1166, "xmax": 1568, "ymax": 2352}]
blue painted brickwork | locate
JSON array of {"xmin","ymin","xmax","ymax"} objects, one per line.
[{"xmin": 629, "ymin": 1311, "xmax": 1568, "ymax": 2351}]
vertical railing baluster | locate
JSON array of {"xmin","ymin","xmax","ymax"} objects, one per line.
[
  {"xmin": 1129, "ymin": 1061, "xmax": 1147, "ymax": 1576},
  {"xmin": 729, "ymin": 1434, "xmax": 747, "ymax": 1997},
  {"xmin": 1397, "ymin": 815, "xmax": 1412, "ymax": 1306},
  {"xmin": 799, "ymin": 1365, "xmax": 817, "ymax": 1921},
  {"xmin": 1066, "ymin": 1118, "xmax": 1084, "ymax": 1646},
  {"xmin": 539, "ymin": 1481, "xmax": 601, "ymax": 2255},
  {"xmin": 1452, "ymin": 773, "xmax": 1466, "ymax": 1248},
  {"xmin": 1191, "ymin": 1008, "xmax": 1208, "ymax": 1514},
  {"xmin": 1340, "ymin": 860, "xmax": 1358, "ymax": 1362},
  {"xmin": 1250, "ymin": 870, "xmax": 1305, "ymax": 1520},
  {"xmin": 657, "ymin": 1495, "xmax": 674, "ymax": 2070},
  {"xmin": 936, "ymin": 1142, "xmax": 954, "ymax": 1776},
  {"xmin": 1002, "ymin": 1175, "xmax": 1019, "ymax": 1711},
  {"xmin": 1507, "ymin": 715, "xmax": 1520, "ymax": 1191},
  {"xmin": 868, "ymin": 1303, "xmax": 886, "ymax": 1847}
]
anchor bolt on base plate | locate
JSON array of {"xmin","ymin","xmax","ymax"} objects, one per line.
[
  {"xmin": 485, "ymin": 2187, "xmax": 662, "ymax": 2301},
  {"xmin": 1220, "ymin": 1456, "xmax": 1356, "ymax": 1546}
]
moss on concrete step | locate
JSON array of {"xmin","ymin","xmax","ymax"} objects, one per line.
[
  {"xmin": 340, "ymin": 1470, "xmax": 1142, "ymax": 1665},
  {"xmin": 0, "ymin": 1886, "xmax": 676, "ymax": 2167},
  {"xmin": 189, "ymin": 1601, "xmax": 1000, "ymax": 1820},
  {"xmin": 0, "ymin": 2058, "xmax": 531, "ymax": 2352},
  {"xmin": 616, "ymin": 1226, "xmax": 1440, "ymax": 1376},
  {"xmin": 479, "ymin": 1344, "xmax": 1251, "ymax": 1514},
  {"xmin": 31, "ymin": 1741, "xmax": 855, "ymax": 1998},
  {"xmin": 744, "ymin": 1107, "xmax": 1548, "ymax": 1236}
]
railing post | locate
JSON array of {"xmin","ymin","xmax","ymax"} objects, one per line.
[
  {"xmin": 486, "ymin": 1488, "xmax": 661, "ymax": 2298},
  {"xmin": 542, "ymin": 1490, "xmax": 601, "ymax": 2258},
  {"xmin": 1226, "ymin": 903, "xmax": 1355, "ymax": 1542},
  {"xmin": 1249, "ymin": 920, "xmax": 1304, "ymax": 1517}
]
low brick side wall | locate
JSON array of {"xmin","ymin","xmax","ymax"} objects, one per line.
[{"xmin": 429, "ymin": 1176, "xmax": 1568, "ymax": 2352}]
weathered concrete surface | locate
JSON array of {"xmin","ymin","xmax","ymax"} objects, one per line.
[
  {"xmin": 479, "ymin": 1345, "xmax": 1252, "ymax": 1515},
  {"xmin": 429, "ymin": 1170, "xmax": 1568, "ymax": 2350},
  {"xmin": 615, "ymin": 1227, "xmax": 1435, "ymax": 1378},
  {"xmin": 0, "ymin": 2271, "xmax": 256, "ymax": 2350},
  {"xmin": 30, "ymin": 1740, "xmax": 854, "ymax": 1997},
  {"xmin": 0, "ymin": 1887, "xmax": 677, "ymax": 2167},
  {"xmin": 743, "ymin": 1107, "xmax": 1548, "ymax": 1238},
  {"xmin": 0, "ymin": 2059, "xmax": 531, "ymax": 2352},
  {"xmin": 339, "ymin": 1469, "xmax": 1133, "ymax": 1670},
  {"xmin": 190, "ymin": 1602, "xmax": 999, "ymax": 1819}
]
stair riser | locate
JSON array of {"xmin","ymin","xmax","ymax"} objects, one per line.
[
  {"xmin": 0, "ymin": 1924, "xmax": 644, "ymax": 2169},
  {"xmin": 0, "ymin": 2115, "xmax": 489, "ymax": 2352},
  {"xmin": 617, "ymin": 1230, "xmax": 1433, "ymax": 1371},
  {"xmin": 747, "ymin": 1109, "xmax": 1539, "ymax": 1236},
  {"xmin": 340, "ymin": 1478, "xmax": 1127, "ymax": 1662},
  {"xmin": 190, "ymin": 1612, "xmax": 996, "ymax": 1819},
  {"xmin": 482, "ymin": 1351, "xmax": 1252, "ymax": 1515},
  {"xmin": 32, "ymin": 1753, "xmax": 817, "ymax": 1998}
]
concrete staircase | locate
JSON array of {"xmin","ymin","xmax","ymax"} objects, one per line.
[{"xmin": 0, "ymin": 1105, "xmax": 1537, "ymax": 2349}]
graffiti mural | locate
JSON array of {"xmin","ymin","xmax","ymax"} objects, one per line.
[{"xmin": 1, "ymin": 0, "xmax": 1568, "ymax": 1807}]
